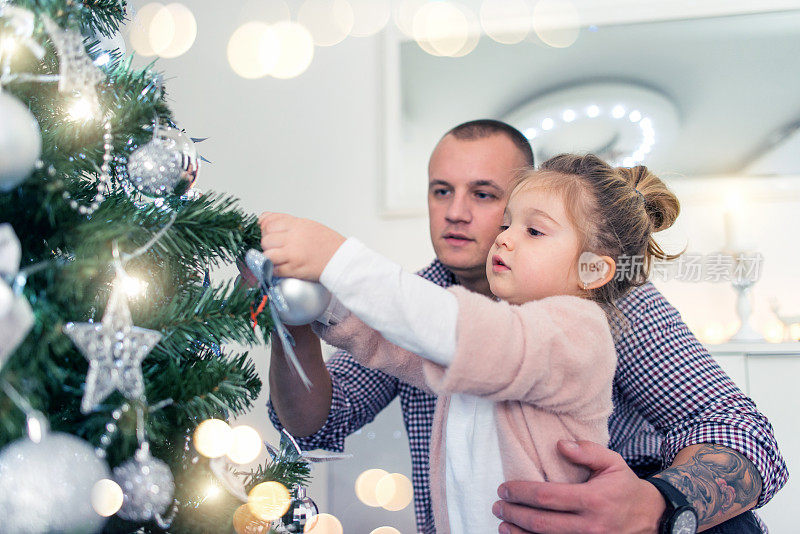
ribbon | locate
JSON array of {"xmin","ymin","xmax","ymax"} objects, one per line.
[
  {"xmin": 250, "ymin": 295, "xmax": 268, "ymax": 333},
  {"xmin": 243, "ymin": 249, "xmax": 312, "ymax": 389},
  {"xmin": 265, "ymin": 428, "xmax": 352, "ymax": 464}
]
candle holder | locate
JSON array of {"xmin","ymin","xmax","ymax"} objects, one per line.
[{"xmin": 728, "ymin": 251, "xmax": 764, "ymax": 343}]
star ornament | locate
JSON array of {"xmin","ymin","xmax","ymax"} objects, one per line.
[{"xmin": 64, "ymin": 283, "xmax": 162, "ymax": 413}]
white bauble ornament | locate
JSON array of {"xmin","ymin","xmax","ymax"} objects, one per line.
[
  {"xmin": 0, "ymin": 432, "xmax": 110, "ymax": 533},
  {"xmin": 113, "ymin": 443, "xmax": 175, "ymax": 521},
  {"xmin": 0, "ymin": 91, "xmax": 42, "ymax": 191},
  {"xmin": 273, "ymin": 278, "xmax": 332, "ymax": 326},
  {"xmin": 125, "ymin": 126, "xmax": 199, "ymax": 198}
]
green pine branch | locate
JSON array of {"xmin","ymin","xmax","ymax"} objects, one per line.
[{"xmin": 8, "ymin": 0, "xmax": 127, "ymax": 38}]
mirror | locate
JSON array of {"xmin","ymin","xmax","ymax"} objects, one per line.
[{"xmin": 384, "ymin": 6, "xmax": 800, "ymax": 215}]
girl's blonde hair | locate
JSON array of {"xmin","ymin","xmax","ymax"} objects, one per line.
[{"xmin": 511, "ymin": 153, "xmax": 682, "ymax": 324}]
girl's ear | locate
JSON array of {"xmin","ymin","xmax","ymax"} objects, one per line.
[{"xmin": 577, "ymin": 252, "xmax": 616, "ymax": 290}]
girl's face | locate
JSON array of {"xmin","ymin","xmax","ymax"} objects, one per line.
[{"xmin": 486, "ymin": 184, "xmax": 583, "ymax": 304}]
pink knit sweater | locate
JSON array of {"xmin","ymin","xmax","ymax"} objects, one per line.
[{"xmin": 315, "ymin": 286, "xmax": 617, "ymax": 533}]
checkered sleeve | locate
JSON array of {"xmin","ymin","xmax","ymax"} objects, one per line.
[
  {"xmin": 267, "ymin": 348, "xmax": 400, "ymax": 452},
  {"xmin": 615, "ymin": 283, "xmax": 788, "ymax": 508}
]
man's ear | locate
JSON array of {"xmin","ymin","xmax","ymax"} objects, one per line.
[{"xmin": 577, "ymin": 252, "xmax": 616, "ymax": 290}]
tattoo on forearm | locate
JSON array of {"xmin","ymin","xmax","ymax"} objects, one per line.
[{"xmin": 656, "ymin": 444, "xmax": 762, "ymax": 526}]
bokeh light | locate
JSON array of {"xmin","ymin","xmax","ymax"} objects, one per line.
[
  {"xmin": 248, "ymin": 481, "xmax": 292, "ymax": 522},
  {"xmin": 449, "ymin": 4, "xmax": 481, "ymax": 58},
  {"xmin": 763, "ymin": 320, "xmax": 786, "ymax": 343},
  {"xmin": 370, "ymin": 528, "xmax": 401, "ymax": 534},
  {"xmin": 355, "ymin": 468, "xmax": 388, "ymax": 507},
  {"xmin": 298, "ymin": 0, "xmax": 354, "ymax": 47},
  {"xmin": 91, "ymin": 479, "xmax": 123, "ymax": 517},
  {"xmin": 393, "ymin": 0, "xmax": 427, "ymax": 38},
  {"xmin": 233, "ymin": 503, "xmax": 271, "ymax": 534},
  {"xmin": 532, "ymin": 0, "xmax": 580, "ymax": 48},
  {"xmin": 262, "ymin": 21, "xmax": 315, "ymax": 79},
  {"xmin": 147, "ymin": 3, "xmax": 175, "ymax": 55},
  {"xmin": 304, "ymin": 513, "xmax": 343, "ymax": 534},
  {"xmin": 227, "ymin": 425, "xmax": 263, "ymax": 464},
  {"xmin": 479, "ymin": 0, "xmax": 531, "ymax": 44},
  {"xmin": 412, "ymin": 1, "xmax": 470, "ymax": 57},
  {"xmin": 129, "ymin": 2, "xmax": 164, "ymax": 57},
  {"xmin": 156, "ymin": 3, "xmax": 197, "ymax": 58},
  {"xmin": 790, "ymin": 323, "xmax": 800, "ymax": 341},
  {"xmin": 375, "ymin": 472, "xmax": 413, "ymax": 511},
  {"xmin": 227, "ymin": 21, "xmax": 278, "ymax": 79},
  {"xmin": 193, "ymin": 418, "xmax": 233, "ymax": 458},
  {"xmin": 129, "ymin": 2, "xmax": 196, "ymax": 58},
  {"xmin": 349, "ymin": 0, "xmax": 391, "ymax": 37},
  {"xmin": 700, "ymin": 322, "xmax": 727, "ymax": 345}
]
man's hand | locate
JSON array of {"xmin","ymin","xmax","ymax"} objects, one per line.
[
  {"xmin": 259, "ymin": 212, "xmax": 346, "ymax": 282},
  {"xmin": 492, "ymin": 440, "xmax": 665, "ymax": 534}
]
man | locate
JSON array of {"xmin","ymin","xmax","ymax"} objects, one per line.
[{"xmin": 265, "ymin": 120, "xmax": 786, "ymax": 533}]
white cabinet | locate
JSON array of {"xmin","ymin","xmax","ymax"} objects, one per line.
[{"xmin": 709, "ymin": 343, "xmax": 800, "ymax": 534}]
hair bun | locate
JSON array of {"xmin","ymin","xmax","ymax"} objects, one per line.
[{"xmin": 618, "ymin": 165, "xmax": 680, "ymax": 233}]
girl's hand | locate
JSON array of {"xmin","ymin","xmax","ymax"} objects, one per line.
[{"xmin": 259, "ymin": 212, "xmax": 346, "ymax": 282}]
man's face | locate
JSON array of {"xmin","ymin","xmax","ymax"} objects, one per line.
[{"xmin": 428, "ymin": 134, "xmax": 528, "ymax": 281}]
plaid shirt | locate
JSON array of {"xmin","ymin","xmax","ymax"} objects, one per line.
[{"xmin": 268, "ymin": 259, "xmax": 788, "ymax": 534}]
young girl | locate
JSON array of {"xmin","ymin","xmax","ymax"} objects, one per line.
[{"xmin": 259, "ymin": 153, "xmax": 681, "ymax": 533}]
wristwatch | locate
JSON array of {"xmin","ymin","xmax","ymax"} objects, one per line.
[{"xmin": 646, "ymin": 476, "xmax": 699, "ymax": 534}]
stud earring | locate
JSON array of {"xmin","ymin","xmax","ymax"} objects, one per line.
[{"xmin": 583, "ymin": 282, "xmax": 588, "ymax": 291}]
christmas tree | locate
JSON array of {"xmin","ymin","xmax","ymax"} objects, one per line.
[{"xmin": 0, "ymin": 1, "xmax": 315, "ymax": 532}]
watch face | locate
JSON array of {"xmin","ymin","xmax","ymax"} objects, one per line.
[{"xmin": 673, "ymin": 509, "xmax": 698, "ymax": 534}]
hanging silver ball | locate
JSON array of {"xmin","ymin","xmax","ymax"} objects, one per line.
[
  {"xmin": 242, "ymin": 249, "xmax": 332, "ymax": 326},
  {"xmin": 274, "ymin": 278, "xmax": 331, "ymax": 326},
  {"xmin": 113, "ymin": 444, "xmax": 174, "ymax": 522},
  {"xmin": 278, "ymin": 486, "xmax": 318, "ymax": 533},
  {"xmin": 125, "ymin": 127, "xmax": 199, "ymax": 198}
]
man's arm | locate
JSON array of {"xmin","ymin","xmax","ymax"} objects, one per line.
[
  {"xmin": 266, "ymin": 326, "xmax": 402, "ymax": 452},
  {"xmin": 492, "ymin": 441, "xmax": 761, "ymax": 534},
  {"xmin": 657, "ymin": 443, "xmax": 762, "ymax": 530},
  {"xmin": 268, "ymin": 324, "xmax": 332, "ymax": 437}
]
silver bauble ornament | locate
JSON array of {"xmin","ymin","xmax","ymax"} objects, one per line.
[
  {"xmin": 0, "ymin": 91, "xmax": 42, "ymax": 191},
  {"xmin": 0, "ymin": 432, "xmax": 110, "ymax": 533},
  {"xmin": 126, "ymin": 126, "xmax": 199, "ymax": 198},
  {"xmin": 243, "ymin": 250, "xmax": 332, "ymax": 326},
  {"xmin": 273, "ymin": 277, "xmax": 332, "ymax": 326},
  {"xmin": 277, "ymin": 486, "xmax": 318, "ymax": 533},
  {"xmin": 113, "ymin": 443, "xmax": 175, "ymax": 521}
]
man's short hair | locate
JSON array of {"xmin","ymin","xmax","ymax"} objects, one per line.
[{"xmin": 445, "ymin": 119, "xmax": 534, "ymax": 167}]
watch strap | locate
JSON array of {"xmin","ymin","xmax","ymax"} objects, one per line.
[{"xmin": 646, "ymin": 476, "xmax": 695, "ymax": 534}]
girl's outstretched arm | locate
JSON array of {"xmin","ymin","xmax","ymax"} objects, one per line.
[
  {"xmin": 322, "ymin": 238, "xmax": 616, "ymax": 416},
  {"xmin": 312, "ymin": 312, "xmax": 432, "ymax": 393},
  {"xmin": 319, "ymin": 237, "xmax": 458, "ymax": 367}
]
